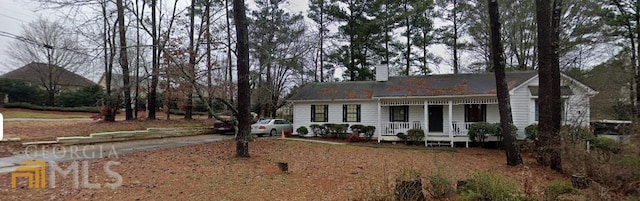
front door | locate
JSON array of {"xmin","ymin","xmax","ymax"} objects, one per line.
[{"xmin": 428, "ymin": 105, "xmax": 443, "ymax": 132}]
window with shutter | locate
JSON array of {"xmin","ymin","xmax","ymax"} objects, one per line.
[{"xmin": 343, "ymin": 104, "xmax": 360, "ymax": 122}]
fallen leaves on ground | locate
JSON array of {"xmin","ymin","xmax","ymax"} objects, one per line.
[{"xmin": 0, "ymin": 139, "xmax": 602, "ymax": 200}]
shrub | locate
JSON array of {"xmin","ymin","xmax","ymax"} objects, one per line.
[
  {"xmin": 0, "ymin": 78, "xmax": 46, "ymax": 104},
  {"xmin": 350, "ymin": 124, "xmax": 365, "ymax": 133},
  {"xmin": 397, "ymin": 133, "xmax": 408, "ymax": 142},
  {"xmin": 459, "ymin": 171, "xmax": 523, "ymax": 201},
  {"xmin": 493, "ymin": 123, "xmax": 518, "ymax": 137},
  {"xmin": 57, "ymin": 85, "xmax": 104, "ymax": 107},
  {"xmin": 323, "ymin": 123, "xmax": 337, "ymax": 137},
  {"xmin": 168, "ymin": 109, "xmax": 207, "ymax": 115},
  {"xmin": 428, "ymin": 171, "xmax": 454, "ymax": 199},
  {"xmin": 336, "ymin": 124, "xmax": 350, "ymax": 138},
  {"xmin": 362, "ymin": 126, "xmax": 376, "ymax": 141},
  {"xmin": 468, "ymin": 122, "xmax": 498, "ymax": 142},
  {"xmin": 309, "ymin": 124, "xmax": 326, "ymax": 137},
  {"xmin": 589, "ymin": 137, "xmax": 621, "ymax": 153},
  {"xmin": 544, "ymin": 180, "xmax": 579, "ymax": 201},
  {"xmin": 525, "ymin": 124, "xmax": 538, "ymax": 140},
  {"xmin": 407, "ymin": 129, "xmax": 425, "ymax": 142},
  {"xmin": 2, "ymin": 102, "xmax": 100, "ymax": 113},
  {"xmin": 296, "ymin": 126, "xmax": 308, "ymax": 136},
  {"xmin": 347, "ymin": 133, "xmax": 362, "ymax": 142}
]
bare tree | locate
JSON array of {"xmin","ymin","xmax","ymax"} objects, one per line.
[
  {"xmin": 7, "ymin": 18, "xmax": 87, "ymax": 106},
  {"xmin": 487, "ymin": 0, "xmax": 523, "ymax": 166}
]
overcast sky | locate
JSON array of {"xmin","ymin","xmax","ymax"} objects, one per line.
[{"xmin": 0, "ymin": 0, "xmax": 42, "ymax": 75}]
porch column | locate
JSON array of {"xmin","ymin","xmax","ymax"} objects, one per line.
[
  {"xmin": 448, "ymin": 100, "xmax": 453, "ymax": 148},
  {"xmin": 377, "ymin": 99, "xmax": 381, "ymax": 143},
  {"xmin": 423, "ymin": 100, "xmax": 429, "ymax": 147}
]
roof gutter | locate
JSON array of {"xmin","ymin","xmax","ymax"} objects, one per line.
[
  {"xmin": 373, "ymin": 94, "xmax": 497, "ymax": 99},
  {"xmin": 287, "ymin": 98, "xmax": 375, "ymax": 103}
]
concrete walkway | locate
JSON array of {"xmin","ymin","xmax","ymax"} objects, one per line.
[{"xmin": 0, "ymin": 134, "xmax": 233, "ymax": 174}]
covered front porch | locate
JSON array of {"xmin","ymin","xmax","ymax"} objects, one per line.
[{"xmin": 376, "ymin": 98, "xmax": 501, "ymax": 147}]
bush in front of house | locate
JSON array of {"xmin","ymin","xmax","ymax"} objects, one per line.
[
  {"xmin": 396, "ymin": 132, "xmax": 408, "ymax": 143},
  {"xmin": 494, "ymin": 123, "xmax": 518, "ymax": 137},
  {"xmin": 467, "ymin": 122, "xmax": 497, "ymax": 142},
  {"xmin": 525, "ymin": 124, "xmax": 538, "ymax": 140},
  {"xmin": 459, "ymin": 171, "xmax": 523, "ymax": 201},
  {"xmin": 323, "ymin": 123, "xmax": 337, "ymax": 137},
  {"xmin": 350, "ymin": 124, "xmax": 365, "ymax": 133},
  {"xmin": 0, "ymin": 78, "xmax": 47, "ymax": 105},
  {"xmin": 337, "ymin": 124, "xmax": 350, "ymax": 138},
  {"xmin": 309, "ymin": 124, "xmax": 326, "ymax": 137},
  {"xmin": 362, "ymin": 126, "xmax": 376, "ymax": 141},
  {"xmin": 57, "ymin": 85, "xmax": 104, "ymax": 107},
  {"xmin": 296, "ymin": 126, "xmax": 308, "ymax": 137},
  {"xmin": 407, "ymin": 129, "xmax": 425, "ymax": 142}
]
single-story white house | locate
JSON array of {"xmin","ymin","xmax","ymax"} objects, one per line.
[{"xmin": 289, "ymin": 65, "xmax": 597, "ymax": 147}]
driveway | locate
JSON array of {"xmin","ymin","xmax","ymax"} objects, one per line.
[{"xmin": 0, "ymin": 134, "xmax": 232, "ymax": 174}]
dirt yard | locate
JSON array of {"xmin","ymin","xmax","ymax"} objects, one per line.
[{"xmin": 0, "ymin": 139, "xmax": 606, "ymax": 200}]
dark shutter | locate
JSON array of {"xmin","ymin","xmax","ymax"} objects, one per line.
[
  {"xmin": 464, "ymin": 104, "xmax": 469, "ymax": 122},
  {"xmin": 356, "ymin": 105, "xmax": 361, "ymax": 122},
  {"xmin": 324, "ymin": 105, "xmax": 329, "ymax": 122},
  {"xmin": 342, "ymin": 105, "xmax": 347, "ymax": 122},
  {"xmin": 311, "ymin": 105, "xmax": 316, "ymax": 122},
  {"xmin": 481, "ymin": 104, "xmax": 487, "ymax": 122}
]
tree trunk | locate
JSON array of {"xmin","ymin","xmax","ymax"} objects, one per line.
[
  {"xmin": 453, "ymin": 0, "xmax": 460, "ymax": 74},
  {"xmin": 225, "ymin": 0, "xmax": 234, "ymax": 104},
  {"xmin": 233, "ymin": 0, "xmax": 251, "ymax": 158},
  {"xmin": 117, "ymin": 0, "xmax": 133, "ymax": 121},
  {"xmin": 206, "ymin": 0, "xmax": 213, "ymax": 119},
  {"xmin": 319, "ymin": 0, "xmax": 324, "ymax": 82},
  {"xmin": 488, "ymin": 0, "xmax": 522, "ymax": 166},
  {"xmin": 148, "ymin": 0, "xmax": 158, "ymax": 120},
  {"xmin": 184, "ymin": 0, "xmax": 196, "ymax": 120},
  {"xmin": 536, "ymin": 0, "xmax": 563, "ymax": 172},
  {"xmin": 102, "ymin": 0, "xmax": 117, "ymax": 122}
]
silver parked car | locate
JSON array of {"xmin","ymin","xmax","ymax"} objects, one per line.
[{"xmin": 251, "ymin": 118, "xmax": 293, "ymax": 137}]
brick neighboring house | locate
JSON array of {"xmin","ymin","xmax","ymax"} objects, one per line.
[{"xmin": 0, "ymin": 62, "xmax": 95, "ymax": 90}]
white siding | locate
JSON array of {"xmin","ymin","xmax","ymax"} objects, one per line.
[
  {"xmin": 292, "ymin": 100, "xmax": 378, "ymax": 135},
  {"xmin": 510, "ymin": 79, "xmax": 537, "ymax": 139},
  {"xmin": 509, "ymin": 75, "xmax": 593, "ymax": 139},
  {"xmin": 563, "ymin": 80, "xmax": 591, "ymax": 126}
]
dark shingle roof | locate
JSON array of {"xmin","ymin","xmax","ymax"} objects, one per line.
[
  {"xmin": 0, "ymin": 62, "xmax": 95, "ymax": 87},
  {"xmin": 289, "ymin": 71, "xmax": 538, "ymax": 101}
]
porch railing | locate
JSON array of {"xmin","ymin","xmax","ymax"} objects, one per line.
[
  {"xmin": 381, "ymin": 121, "xmax": 423, "ymax": 136},
  {"xmin": 452, "ymin": 121, "xmax": 474, "ymax": 136}
]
